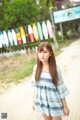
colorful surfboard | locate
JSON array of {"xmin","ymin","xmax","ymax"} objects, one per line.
[
  {"xmin": 1, "ymin": 31, "xmax": 6, "ymax": 47},
  {"xmin": 7, "ymin": 30, "xmax": 14, "ymax": 46},
  {"xmin": 42, "ymin": 21, "xmax": 48, "ymax": 40},
  {"xmin": 15, "ymin": 28, "xmax": 22, "ymax": 45},
  {"xmin": 20, "ymin": 27, "xmax": 26, "ymax": 44},
  {"xmin": 37, "ymin": 22, "xmax": 43, "ymax": 40},
  {"xmin": 32, "ymin": 23, "xmax": 39, "ymax": 41},
  {"xmin": 3, "ymin": 31, "xmax": 9, "ymax": 47},
  {"xmin": 28, "ymin": 25, "xmax": 34, "ymax": 42},
  {"xmin": 12, "ymin": 29, "xmax": 18, "ymax": 46},
  {"xmin": 0, "ymin": 32, "xmax": 3, "ymax": 48},
  {"xmin": 47, "ymin": 20, "xmax": 53, "ymax": 38},
  {"xmin": 24, "ymin": 25, "xmax": 29, "ymax": 43}
]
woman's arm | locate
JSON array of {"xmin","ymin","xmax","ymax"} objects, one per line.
[
  {"xmin": 32, "ymin": 89, "xmax": 35, "ymax": 111},
  {"xmin": 61, "ymin": 98, "xmax": 70, "ymax": 116}
]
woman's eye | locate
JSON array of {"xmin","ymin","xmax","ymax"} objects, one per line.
[{"xmin": 44, "ymin": 51, "xmax": 47, "ymax": 53}]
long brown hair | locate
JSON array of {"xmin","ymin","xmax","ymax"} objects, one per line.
[{"xmin": 35, "ymin": 42, "xmax": 58, "ymax": 85}]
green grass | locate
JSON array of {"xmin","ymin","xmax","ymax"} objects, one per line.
[
  {"xmin": 12, "ymin": 58, "xmax": 36, "ymax": 83},
  {"xmin": 0, "ymin": 53, "xmax": 37, "ymax": 84}
]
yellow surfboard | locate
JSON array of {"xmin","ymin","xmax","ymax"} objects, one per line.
[
  {"xmin": 32, "ymin": 23, "xmax": 39, "ymax": 41},
  {"xmin": 20, "ymin": 27, "xmax": 26, "ymax": 44}
]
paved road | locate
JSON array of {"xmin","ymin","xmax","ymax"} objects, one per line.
[{"xmin": 0, "ymin": 40, "xmax": 80, "ymax": 120}]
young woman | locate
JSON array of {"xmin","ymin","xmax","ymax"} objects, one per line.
[{"xmin": 32, "ymin": 42, "xmax": 70, "ymax": 120}]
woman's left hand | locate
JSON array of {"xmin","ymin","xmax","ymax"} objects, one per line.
[{"xmin": 63, "ymin": 106, "xmax": 70, "ymax": 116}]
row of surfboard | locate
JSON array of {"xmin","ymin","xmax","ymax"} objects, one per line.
[{"xmin": 0, "ymin": 20, "xmax": 53, "ymax": 48}]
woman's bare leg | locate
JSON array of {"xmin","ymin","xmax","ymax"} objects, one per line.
[
  {"xmin": 42, "ymin": 114, "xmax": 52, "ymax": 120},
  {"xmin": 52, "ymin": 117, "xmax": 62, "ymax": 120}
]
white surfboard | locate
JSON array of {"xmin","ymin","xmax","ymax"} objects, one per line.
[
  {"xmin": 0, "ymin": 32, "xmax": 6, "ymax": 47},
  {"xmin": 3, "ymin": 31, "xmax": 9, "ymax": 47},
  {"xmin": 47, "ymin": 20, "xmax": 53, "ymax": 38},
  {"xmin": 42, "ymin": 21, "xmax": 48, "ymax": 39},
  {"xmin": 7, "ymin": 30, "xmax": 14, "ymax": 46},
  {"xmin": 12, "ymin": 29, "xmax": 18, "ymax": 45}
]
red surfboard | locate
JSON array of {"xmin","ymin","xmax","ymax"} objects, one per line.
[{"xmin": 28, "ymin": 25, "xmax": 34, "ymax": 42}]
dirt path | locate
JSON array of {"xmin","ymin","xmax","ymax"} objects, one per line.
[
  {"xmin": 0, "ymin": 40, "xmax": 80, "ymax": 120},
  {"xmin": 56, "ymin": 40, "xmax": 80, "ymax": 120}
]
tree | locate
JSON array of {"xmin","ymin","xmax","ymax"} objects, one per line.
[
  {"xmin": 0, "ymin": 0, "xmax": 9, "ymax": 30},
  {"xmin": 36, "ymin": 0, "xmax": 56, "ymax": 6},
  {"xmin": 0, "ymin": 0, "xmax": 40, "ymax": 30}
]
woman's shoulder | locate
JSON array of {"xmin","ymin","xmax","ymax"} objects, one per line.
[
  {"xmin": 33, "ymin": 64, "xmax": 37, "ymax": 72},
  {"xmin": 56, "ymin": 65, "xmax": 60, "ymax": 72}
]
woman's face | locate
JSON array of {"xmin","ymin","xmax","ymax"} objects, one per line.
[{"xmin": 38, "ymin": 47, "xmax": 51, "ymax": 63}]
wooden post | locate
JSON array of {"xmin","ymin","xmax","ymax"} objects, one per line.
[
  {"xmin": 50, "ymin": 9, "xmax": 58, "ymax": 50},
  {"xmin": 59, "ymin": 22, "xmax": 64, "ymax": 40}
]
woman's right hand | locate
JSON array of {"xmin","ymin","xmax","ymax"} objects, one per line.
[{"xmin": 32, "ymin": 103, "xmax": 35, "ymax": 111}]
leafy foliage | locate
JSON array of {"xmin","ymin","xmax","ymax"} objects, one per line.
[
  {"xmin": 37, "ymin": 0, "xmax": 56, "ymax": 7},
  {"xmin": 0, "ymin": 0, "xmax": 40, "ymax": 30},
  {"xmin": 0, "ymin": 0, "xmax": 9, "ymax": 30}
]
